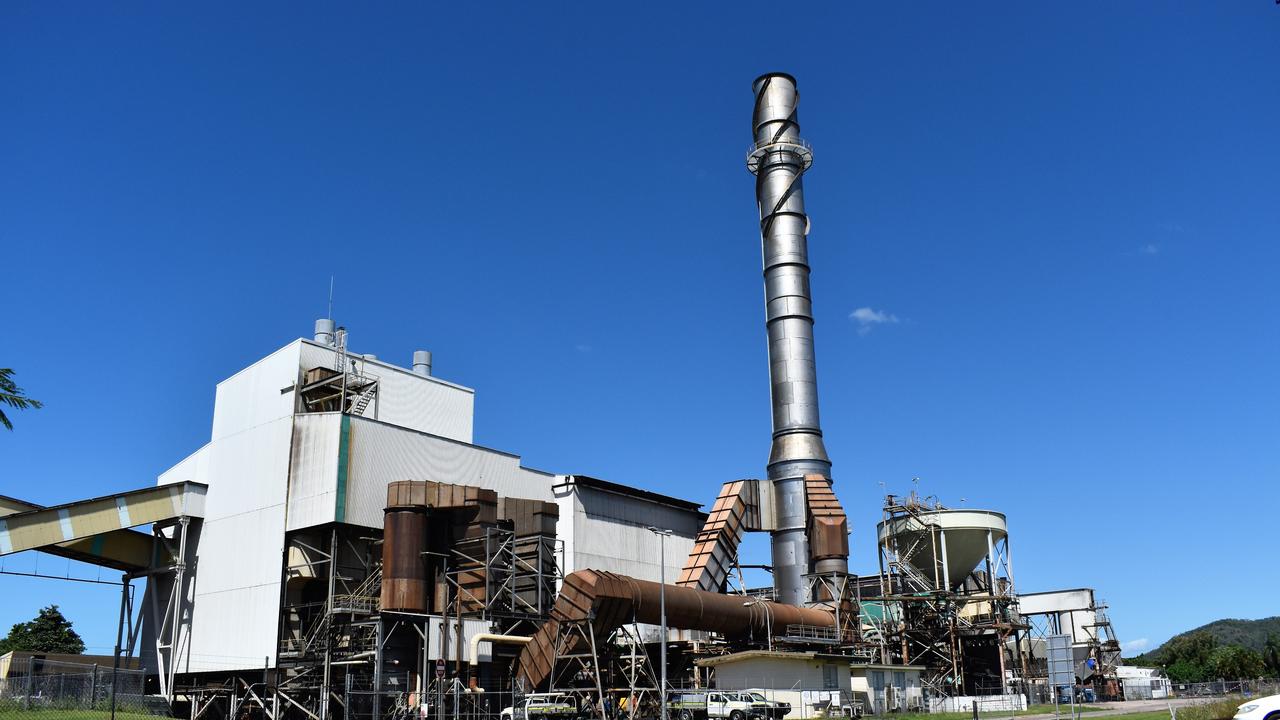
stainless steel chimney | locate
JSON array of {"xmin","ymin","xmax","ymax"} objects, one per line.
[{"xmin": 748, "ymin": 73, "xmax": 837, "ymax": 605}]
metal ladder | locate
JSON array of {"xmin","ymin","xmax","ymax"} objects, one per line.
[{"xmin": 349, "ymin": 383, "xmax": 378, "ymax": 417}]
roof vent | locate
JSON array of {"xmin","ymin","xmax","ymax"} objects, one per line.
[
  {"xmin": 412, "ymin": 350, "xmax": 432, "ymax": 377},
  {"xmin": 314, "ymin": 318, "xmax": 336, "ymax": 346}
]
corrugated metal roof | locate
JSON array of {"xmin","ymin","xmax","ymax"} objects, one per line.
[{"xmin": 556, "ymin": 475, "xmax": 703, "ymax": 511}]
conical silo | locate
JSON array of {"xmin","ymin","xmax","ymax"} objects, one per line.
[{"xmin": 877, "ymin": 509, "xmax": 1007, "ymax": 591}]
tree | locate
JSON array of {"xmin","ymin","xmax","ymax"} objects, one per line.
[
  {"xmin": 0, "ymin": 368, "xmax": 43, "ymax": 430},
  {"xmin": 0, "ymin": 605, "xmax": 85, "ymax": 654},
  {"xmin": 1264, "ymin": 634, "xmax": 1280, "ymax": 677},
  {"xmin": 1163, "ymin": 631, "xmax": 1219, "ymax": 668},
  {"xmin": 1158, "ymin": 631, "xmax": 1219, "ymax": 683},
  {"xmin": 1165, "ymin": 659, "xmax": 1209, "ymax": 684},
  {"xmin": 1208, "ymin": 645, "xmax": 1265, "ymax": 679}
]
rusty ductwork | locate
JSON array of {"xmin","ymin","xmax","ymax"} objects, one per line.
[
  {"xmin": 678, "ymin": 480, "xmax": 760, "ymax": 593},
  {"xmin": 805, "ymin": 474, "xmax": 849, "ymax": 573},
  {"xmin": 381, "ymin": 480, "xmax": 560, "ymax": 616},
  {"xmin": 381, "ymin": 480, "xmax": 500, "ymax": 613},
  {"xmin": 382, "ymin": 507, "xmax": 430, "ymax": 612},
  {"xmin": 517, "ymin": 569, "xmax": 834, "ymax": 690}
]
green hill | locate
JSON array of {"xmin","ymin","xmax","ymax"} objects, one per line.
[{"xmin": 1143, "ymin": 617, "xmax": 1280, "ymax": 662}]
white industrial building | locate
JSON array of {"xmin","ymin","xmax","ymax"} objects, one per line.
[{"xmin": 148, "ymin": 322, "xmax": 704, "ymax": 680}]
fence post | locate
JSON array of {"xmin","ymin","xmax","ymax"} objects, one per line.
[
  {"xmin": 24, "ymin": 659, "xmax": 33, "ymax": 710},
  {"xmin": 92, "ymin": 664, "xmax": 99, "ymax": 709},
  {"xmin": 111, "ymin": 573, "xmax": 132, "ymax": 720}
]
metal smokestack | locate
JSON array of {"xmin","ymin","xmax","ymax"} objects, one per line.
[{"xmin": 748, "ymin": 72, "xmax": 842, "ymax": 605}]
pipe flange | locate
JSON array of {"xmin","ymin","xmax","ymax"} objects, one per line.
[{"xmin": 746, "ymin": 139, "xmax": 814, "ymax": 175}]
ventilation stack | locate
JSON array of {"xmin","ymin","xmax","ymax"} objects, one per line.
[{"xmin": 748, "ymin": 73, "xmax": 847, "ymax": 605}]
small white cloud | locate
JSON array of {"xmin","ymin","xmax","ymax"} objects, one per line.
[
  {"xmin": 1122, "ymin": 638, "xmax": 1150, "ymax": 653},
  {"xmin": 574, "ymin": 343, "xmax": 593, "ymax": 353},
  {"xmin": 849, "ymin": 307, "xmax": 899, "ymax": 335},
  {"xmin": 1141, "ymin": 243, "xmax": 1160, "ymax": 255}
]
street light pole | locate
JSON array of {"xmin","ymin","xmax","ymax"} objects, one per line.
[{"xmin": 647, "ymin": 527, "xmax": 672, "ymax": 720}]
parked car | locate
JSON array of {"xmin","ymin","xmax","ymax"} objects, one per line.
[
  {"xmin": 1234, "ymin": 694, "xmax": 1280, "ymax": 720},
  {"xmin": 739, "ymin": 692, "xmax": 790, "ymax": 719},
  {"xmin": 669, "ymin": 691, "xmax": 710, "ymax": 720},
  {"xmin": 501, "ymin": 693, "xmax": 579, "ymax": 720}
]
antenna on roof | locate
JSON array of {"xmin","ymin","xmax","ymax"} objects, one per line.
[{"xmin": 328, "ymin": 275, "xmax": 335, "ymax": 320}]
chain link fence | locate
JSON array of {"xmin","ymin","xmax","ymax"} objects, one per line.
[
  {"xmin": 0, "ymin": 655, "xmax": 166, "ymax": 717},
  {"xmin": 1169, "ymin": 679, "xmax": 1280, "ymax": 699}
]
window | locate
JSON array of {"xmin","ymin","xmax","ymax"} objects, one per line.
[
  {"xmin": 894, "ymin": 672, "xmax": 906, "ymax": 689},
  {"xmin": 871, "ymin": 671, "xmax": 885, "ymax": 691}
]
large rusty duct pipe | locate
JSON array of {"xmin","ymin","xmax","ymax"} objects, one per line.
[
  {"xmin": 748, "ymin": 73, "xmax": 847, "ymax": 603},
  {"xmin": 517, "ymin": 570, "xmax": 833, "ymax": 690}
]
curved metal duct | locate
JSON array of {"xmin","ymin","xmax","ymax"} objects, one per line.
[
  {"xmin": 749, "ymin": 72, "xmax": 846, "ymax": 604},
  {"xmin": 516, "ymin": 569, "xmax": 834, "ymax": 690}
]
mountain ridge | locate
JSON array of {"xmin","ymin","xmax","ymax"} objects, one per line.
[{"xmin": 1140, "ymin": 616, "xmax": 1280, "ymax": 661}]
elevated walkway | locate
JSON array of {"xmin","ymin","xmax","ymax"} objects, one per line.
[{"xmin": 0, "ymin": 482, "xmax": 206, "ymax": 570}]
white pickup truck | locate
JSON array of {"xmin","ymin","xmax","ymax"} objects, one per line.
[
  {"xmin": 705, "ymin": 691, "xmax": 790, "ymax": 720},
  {"xmin": 500, "ymin": 693, "xmax": 579, "ymax": 720}
]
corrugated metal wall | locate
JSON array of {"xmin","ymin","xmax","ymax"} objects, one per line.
[
  {"xmin": 426, "ymin": 618, "xmax": 493, "ymax": 662},
  {"xmin": 286, "ymin": 413, "xmax": 342, "ymax": 531},
  {"xmin": 340, "ymin": 417, "xmax": 557, "ymax": 529},
  {"xmin": 298, "ymin": 341, "xmax": 475, "ymax": 443},
  {"xmin": 566, "ymin": 486, "xmax": 699, "ymax": 584},
  {"xmin": 211, "ymin": 342, "xmax": 302, "ymax": 442},
  {"xmin": 372, "ymin": 365, "xmax": 474, "ymax": 443},
  {"xmin": 157, "ymin": 343, "xmax": 301, "ymax": 674},
  {"xmin": 179, "ymin": 415, "xmax": 293, "ymax": 673}
]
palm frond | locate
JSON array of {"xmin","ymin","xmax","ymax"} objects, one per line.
[{"xmin": 0, "ymin": 368, "xmax": 42, "ymax": 430}]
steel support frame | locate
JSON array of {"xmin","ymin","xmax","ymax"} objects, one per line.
[
  {"xmin": 547, "ymin": 618, "xmax": 607, "ymax": 720},
  {"xmin": 147, "ymin": 515, "xmax": 192, "ymax": 703},
  {"xmin": 876, "ymin": 495, "xmax": 1025, "ymax": 700}
]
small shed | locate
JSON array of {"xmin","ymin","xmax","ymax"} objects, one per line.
[
  {"xmin": 697, "ymin": 650, "xmax": 854, "ymax": 719},
  {"xmin": 849, "ymin": 663, "xmax": 926, "ymax": 714}
]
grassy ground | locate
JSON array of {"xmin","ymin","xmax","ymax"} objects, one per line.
[
  {"xmin": 0, "ymin": 709, "xmax": 161, "ymax": 720},
  {"xmin": 1166, "ymin": 697, "xmax": 1245, "ymax": 720},
  {"xmin": 883, "ymin": 704, "xmax": 1103, "ymax": 720},
  {"xmin": 1026, "ymin": 705, "xmax": 1103, "ymax": 715}
]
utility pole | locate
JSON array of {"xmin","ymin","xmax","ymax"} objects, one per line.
[{"xmin": 646, "ymin": 527, "xmax": 672, "ymax": 720}]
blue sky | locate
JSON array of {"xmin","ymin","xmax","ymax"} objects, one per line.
[{"xmin": 2, "ymin": 3, "xmax": 1277, "ymax": 657}]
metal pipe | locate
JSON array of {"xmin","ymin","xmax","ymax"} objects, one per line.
[
  {"xmin": 939, "ymin": 527, "xmax": 952, "ymax": 591},
  {"xmin": 748, "ymin": 72, "xmax": 833, "ymax": 605},
  {"xmin": 468, "ymin": 634, "xmax": 531, "ymax": 667},
  {"xmin": 516, "ymin": 569, "xmax": 833, "ymax": 689}
]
